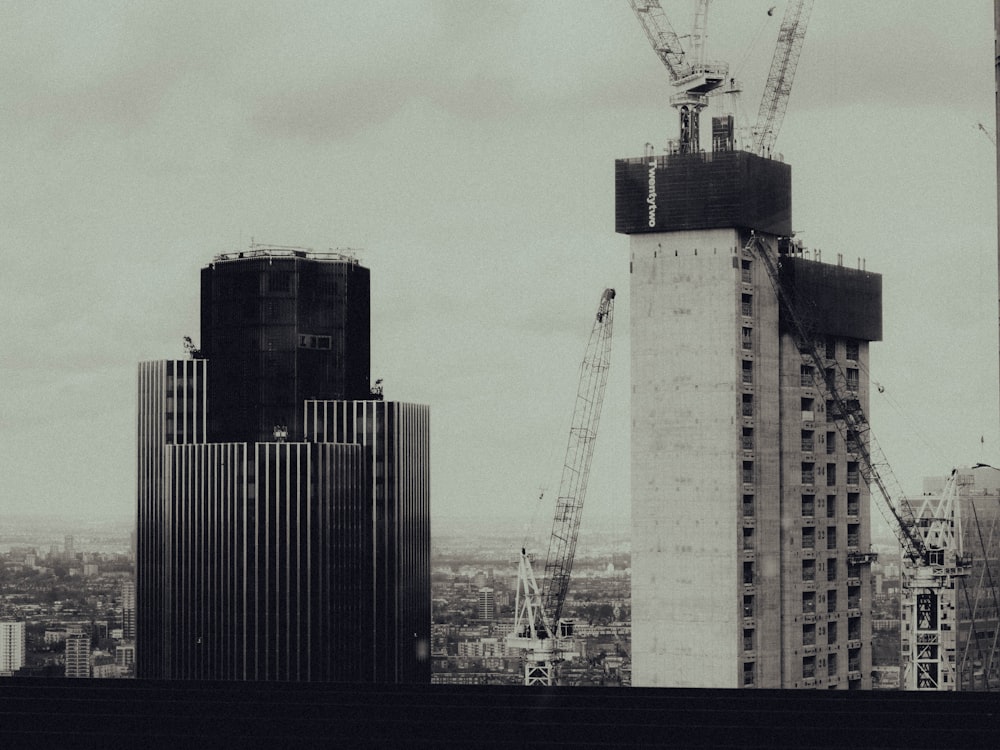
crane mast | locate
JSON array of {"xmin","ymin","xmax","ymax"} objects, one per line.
[
  {"xmin": 628, "ymin": 1, "xmax": 812, "ymax": 157},
  {"xmin": 628, "ymin": 0, "xmax": 727, "ymax": 153},
  {"xmin": 509, "ymin": 288, "xmax": 616, "ymax": 685},
  {"xmin": 748, "ymin": 233, "xmax": 971, "ymax": 690},
  {"xmin": 751, "ymin": 0, "xmax": 814, "ymax": 156}
]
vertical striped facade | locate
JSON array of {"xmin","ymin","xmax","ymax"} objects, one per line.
[
  {"xmin": 163, "ymin": 442, "xmax": 247, "ymax": 679},
  {"xmin": 139, "ymin": 362, "xmax": 429, "ymax": 682},
  {"xmin": 305, "ymin": 400, "xmax": 432, "ymax": 683},
  {"xmin": 136, "ymin": 358, "xmax": 207, "ymax": 679},
  {"xmin": 245, "ymin": 441, "xmax": 367, "ymax": 681}
]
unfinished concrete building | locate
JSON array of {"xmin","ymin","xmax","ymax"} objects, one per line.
[{"xmin": 616, "ymin": 147, "xmax": 882, "ymax": 688}]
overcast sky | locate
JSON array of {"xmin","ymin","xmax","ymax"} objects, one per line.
[{"xmin": 1, "ymin": 2, "xmax": 996, "ymax": 550}]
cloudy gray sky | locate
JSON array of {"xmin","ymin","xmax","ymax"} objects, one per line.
[{"xmin": 1, "ymin": 2, "xmax": 995, "ymax": 547}]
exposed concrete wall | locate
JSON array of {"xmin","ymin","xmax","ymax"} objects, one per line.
[{"xmin": 630, "ymin": 229, "xmax": 743, "ymax": 687}]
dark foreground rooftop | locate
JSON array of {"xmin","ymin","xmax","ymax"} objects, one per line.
[{"xmin": 1, "ymin": 679, "xmax": 998, "ymax": 749}]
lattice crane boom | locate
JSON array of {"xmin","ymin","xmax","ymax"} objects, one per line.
[
  {"xmin": 542, "ymin": 288, "xmax": 616, "ymax": 624},
  {"xmin": 509, "ymin": 288, "xmax": 616, "ymax": 686},
  {"xmin": 628, "ymin": 0, "xmax": 690, "ymax": 81},
  {"xmin": 747, "ymin": 233, "xmax": 925, "ymax": 562},
  {"xmin": 751, "ymin": 0, "xmax": 815, "ymax": 156}
]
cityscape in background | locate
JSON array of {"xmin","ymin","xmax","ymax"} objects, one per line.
[
  {"xmin": 1, "ymin": 2, "xmax": 997, "ymax": 700},
  {"xmin": 1, "ymin": 517, "xmax": 910, "ymax": 685}
]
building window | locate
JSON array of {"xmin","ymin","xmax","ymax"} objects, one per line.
[
  {"xmin": 742, "ymin": 427, "xmax": 754, "ymax": 451},
  {"xmin": 847, "ymin": 462, "xmax": 859, "ymax": 486},
  {"xmin": 801, "ymin": 430, "xmax": 814, "ymax": 453},
  {"xmin": 826, "ymin": 431, "xmax": 836, "ymax": 454},
  {"xmin": 741, "ymin": 260, "xmax": 752, "ymax": 284},
  {"xmin": 743, "ymin": 527, "xmax": 755, "ymax": 551},
  {"xmin": 298, "ymin": 334, "xmax": 332, "ymax": 350},
  {"xmin": 847, "ymin": 493, "xmax": 860, "ymax": 517},
  {"xmin": 742, "ymin": 394, "xmax": 754, "ymax": 417},
  {"xmin": 743, "ymin": 629, "xmax": 755, "ymax": 652},
  {"xmin": 742, "ymin": 327, "xmax": 753, "ymax": 350},
  {"xmin": 848, "ymin": 523, "xmax": 860, "ymax": 549},
  {"xmin": 846, "ymin": 368, "xmax": 860, "ymax": 392},
  {"xmin": 802, "ymin": 591, "xmax": 816, "ymax": 614},
  {"xmin": 743, "ymin": 661, "xmax": 755, "ymax": 686},
  {"xmin": 846, "ymin": 340, "xmax": 860, "ymax": 361},
  {"xmin": 826, "ymin": 463, "xmax": 837, "ymax": 486},
  {"xmin": 800, "ymin": 401, "xmax": 814, "ymax": 424},
  {"xmin": 848, "ymin": 617, "xmax": 861, "ymax": 641},
  {"xmin": 743, "ymin": 562, "xmax": 755, "ymax": 586},
  {"xmin": 800, "ymin": 364, "xmax": 814, "ymax": 387},
  {"xmin": 802, "ymin": 559, "xmax": 816, "ymax": 582},
  {"xmin": 828, "ymin": 621, "xmax": 838, "ymax": 645},
  {"xmin": 827, "ymin": 557, "xmax": 838, "ymax": 582},
  {"xmin": 848, "ymin": 585, "xmax": 861, "ymax": 611},
  {"xmin": 827, "ymin": 590, "xmax": 838, "ymax": 613},
  {"xmin": 741, "ymin": 293, "xmax": 753, "ymax": 317},
  {"xmin": 741, "ymin": 360, "xmax": 753, "ymax": 385},
  {"xmin": 802, "ymin": 527, "xmax": 815, "ymax": 550},
  {"xmin": 742, "ymin": 461, "xmax": 754, "ymax": 484},
  {"xmin": 803, "ymin": 623, "xmax": 816, "ymax": 646},
  {"xmin": 743, "ymin": 595, "xmax": 755, "ymax": 618},
  {"xmin": 801, "ymin": 494, "xmax": 815, "ymax": 518},
  {"xmin": 801, "ymin": 462, "xmax": 815, "ymax": 485},
  {"xmin": 849, "ymin": 650, "xmax": 861, "ymax": 675},
  {"xmin": 846, "ymin": 429, "xmax": 859, "ymax": 454},
  {"xmin": 742, "ymin": 494, "xmax": 755, "ymax": 517},
  {"xmin": 828, "ymin": 653, "xmax": 838, "ymax": 677},
  {"xmin": 827, "ymin": 494, "xmax": 837, "ymax": 518},
  {"xmin": 827, "ymin": 527, "xmax": 837, "ymax": 550},
  {"xmin": 826, "ymin": 400, "xmax": 840, "ymax": 422},
  {"xmin": 803, "ymin": 655, "xmax": 816, "ymax": 679}
]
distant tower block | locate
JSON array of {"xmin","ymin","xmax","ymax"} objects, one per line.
[{"xmin": 617, "ymin": 149, "xmax": 882, "ymax": 689}]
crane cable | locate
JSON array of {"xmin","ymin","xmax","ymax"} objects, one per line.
[
  {"xmin": 730, "ymin": 3, "xmax": 777, "ymax": 84},
  {"xmin": 854, "ymin": 357, "xmax": 951, "ymax": 467}
]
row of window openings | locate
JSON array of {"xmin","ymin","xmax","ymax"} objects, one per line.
[
  {"xmin": 800, "ymin": 555, "xmax": 864, "ymax": 583},
  {"xmin": 742, "ymin": 593, "xmax": 862, "ymax": 645},
  {"xmin": 801, "ymin": 461, "xmax": 861, "ymax": 486},
  {"xmin": 802, "ymin": 398, "xmax": 863, "ymax": 424},
  {"xmin": 801, "ymin": 493, "xmax": 862, "ymax": 518},
  {"xmin": 800, "ymin": 365, "xmax": 860, "ymax": 391},
  {"xmin": 742, "ymin": 459, "xmax": 862, "ymax": 489},
  {"xmin": 803, "ymin": 649, "xmax": 863, "ymax": 679},
  {"xmin": 801, "ymin": 430, "xmax": 861, "ymax": 455},
  {"xmin": 742, "ymin": 396, "xmax": 862, "ymax": 448},
  {"xmin": 800, "ymin": 337, "xmax": 862, "ymax": 363},
  {"xmin": 801, "ymin": 524, "xmax": 862, "ymax": 550},
  {"xmin": 742, "ymin": 429, "xmax": 860, "ymax": 460},
  {"xmin": 744, "ymin": 564, "xmax": 862, "ymax": 604}
]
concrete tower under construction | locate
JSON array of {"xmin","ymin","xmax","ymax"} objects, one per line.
[{"xmin": 617, "ymin": 145, "xmax": 882, "ymax": 688}]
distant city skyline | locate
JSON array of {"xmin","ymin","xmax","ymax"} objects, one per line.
[{"xmin": 1, "ymin": 2, "xmax": 995, "ymax": 542}]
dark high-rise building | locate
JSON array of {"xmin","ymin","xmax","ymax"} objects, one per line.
[
  {"xmin": 136, "ymin": 246, "xmax": 430, "ymax": 683},
  {"xmin": 200, "ymin": 248, "xmax": 371, "ymax": 443}
]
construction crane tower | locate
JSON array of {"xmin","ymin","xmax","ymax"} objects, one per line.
[
  {"xmin": 628, "ymin": 0, "xmax": 813, "ymax": 156},
  {"xmin": 508, "ymin": 288, "xmax": 616, "ymax": 685}
]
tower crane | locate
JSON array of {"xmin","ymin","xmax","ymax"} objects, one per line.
[
  {"xmin": 751, "ymin": 0, "xmax": 814, "ymax": 156},
  {"xmin": 507, "ymin": 288, "xmax": 616, "ymax": 686},
  {"xmin": 627, "ymin": 1, "xmax": 813, "ymax": 156},
  {"xmin": 747, "ymin": 232, "xmax": 972, "ymax": 690},
  {"xmin": 627, "ymin": 1, "xmax": 727, "ymax": 154}
]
